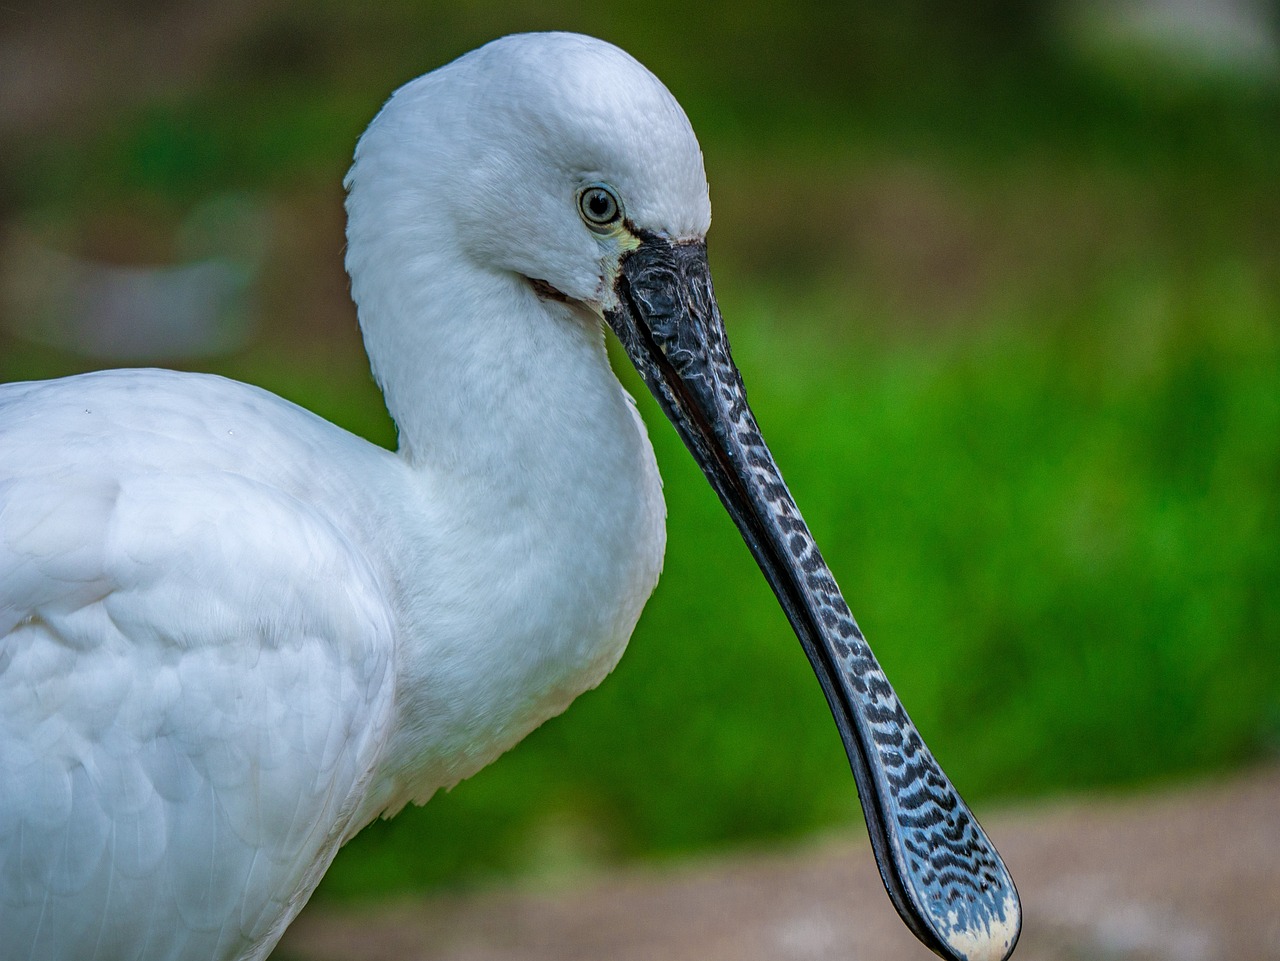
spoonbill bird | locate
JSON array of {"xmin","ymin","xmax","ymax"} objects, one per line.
[{"xmin": 0, "ymin": 32, "xmax": 1020, "ymax": 961}]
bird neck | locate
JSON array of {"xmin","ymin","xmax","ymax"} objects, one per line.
[
  {"xmin": 356, "ymin": 245, "xmax": 612, "ymax": 476},
  {"xmin": 345, "ymin": 229, "xmax": 666, "ymax": 819}
]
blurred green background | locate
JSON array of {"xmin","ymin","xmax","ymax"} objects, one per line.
[{"xmin": 2, "ymin": 0, "xmax": 1278, "ymax": 902}]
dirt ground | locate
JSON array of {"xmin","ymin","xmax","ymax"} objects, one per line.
[{"xmin": 277, "ymin": 765, "xmax": 1280, "ymax": 961}]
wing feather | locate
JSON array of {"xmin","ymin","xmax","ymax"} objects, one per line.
[{"xmin": 0, "ymin": 375, "xmax": 398, "ymax": 961}]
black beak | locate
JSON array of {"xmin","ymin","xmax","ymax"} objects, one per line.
[{"xmin": 605, "ymin": 236, "xmax": 1021, "ymax": 961}]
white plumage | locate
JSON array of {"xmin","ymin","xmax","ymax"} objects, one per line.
[
  {"xmin": 1, "ymin": 34, "xmax": 679, "ymax": 961},
  {"xmin": 1, "ymin": 30, "xmax": 1022, "ymax": 961}
]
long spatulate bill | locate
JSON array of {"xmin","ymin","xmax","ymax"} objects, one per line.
[{"xmin": 605, "ymin": 236, "xmax": 1021, "ymax": 961}]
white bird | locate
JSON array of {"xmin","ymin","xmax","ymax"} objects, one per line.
[{"xmin": 0, "ymin": 33, "xmax": 1020, "ymax": 961}]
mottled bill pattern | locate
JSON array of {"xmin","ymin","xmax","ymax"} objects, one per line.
[{"xmin": 606, "ymin": 237, "xmax": 1021, "ymax": 961}]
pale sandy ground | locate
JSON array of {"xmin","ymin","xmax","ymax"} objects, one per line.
[{"xmin": 277, "ymin": 764, "xmax": 1280, "ymax": 961}]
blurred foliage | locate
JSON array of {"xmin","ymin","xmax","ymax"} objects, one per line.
[{"xmin": 2, "ymin": 0, "xmax": 1278, "ymax": 901}]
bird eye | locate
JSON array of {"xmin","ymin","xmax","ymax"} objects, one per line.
[{"xmin": 577, "ymin": 184, "xmax": 623, "ymax": 230}]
